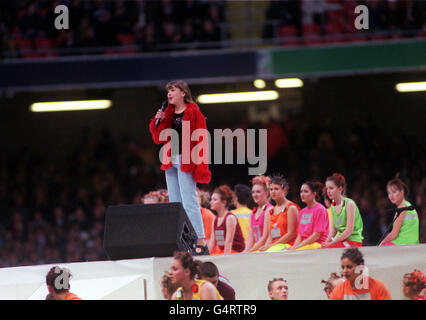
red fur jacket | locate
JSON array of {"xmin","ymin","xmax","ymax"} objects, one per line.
[{"xmin": 149, "ymin": 102, "xmax": 211, "ymax": 184}]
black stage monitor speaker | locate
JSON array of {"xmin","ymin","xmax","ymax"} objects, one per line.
[{"xmin": 103, "ymin": 203, "xmax": 198, "ymax": 260}]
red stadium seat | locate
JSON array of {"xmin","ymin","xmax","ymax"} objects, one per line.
[
  {"xmin": 327, "ymin": 10, "xmax": 345, "ymax": 23},
  {"xmin": 104, "ymin": 49, "xmax": 121, "ymax": 55},
  {"xmin": 34, "ymin": 38, "xmax": 57, "ymax": 57},
  {"xmin": 303, "ymin": 23, "xmax": 321, "ymax": 36},
  {"xmin": 417, "ymin": 30, "xmax": 426, "ymax": 38},
  {"xmin": 324, "ymin": 21, "xmax": 345, "ymax": 43},
  {"xmin": 348, "ymin": 33, "xmax": 368, "ymax": 43},
  {"xmin": 17, "ymin": 38, "xmax": 32, "ymax": 49},
  {"xmin": 119, "ymin": 47, "xmax": 139, "ymax": 55},
  {"xmin": 278, "ymin": 25, "xmax": 300, "ymax": 46},
  {"xmin": 34, "ymin": 38, "xmax": 53, "ymax": 49},
  {"xmin": 17, "ymin": 38, "xmax": 39, "ymax": 58},
  {"xmin": 370, "ymin": 34, "xmax": 390, "ymax": 41},
  {"xmin": 302, "ymin": 23, "xmax": 324, "ymax": 45},
  {"xmin": 325, "ymin": 21, "xmax": 343, "ymax": 35},
  {"xmin": 391, "ymin": 34, "xmax": 404, "ymax": 40},
  {"xmin": 343, "ymin": 0, "xmax": 358, "ymax": 12},
  {"xmin": 117, "ymin": 34, "xmax": 136, "ymax": 45}
]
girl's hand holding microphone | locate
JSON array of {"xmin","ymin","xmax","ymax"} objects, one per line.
[{"xmin": 155, "ymin": 109, "xmax": 165, "ymax": 120}]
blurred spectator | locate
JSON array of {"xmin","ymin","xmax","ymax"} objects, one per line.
[
  {"xmin": 231, "ymin": 184, "xmax": 253, "ymax": 241},
  {"xmin": 159, "ymin": 20, "xmax": 180, "ymax": 46},
  {"xmin": 199, "ymin": 261, "xmax": 236, "ymax": 300},
  {"xmin": 200, "ymin": 20, "xmax": 221, "ymax": 47},
  {"xmin": 196, "ymin": 188, "xmax": 215, "ymax": 244},
  {"xmin": 142, "ymin": 192, "xmax": 160, "ymax": 204},
  {"xmin": 180, "ymin": 20, "xmax": 197, "ymax": 44},
  {"xmin": 321, "ymin": 272, "xmax": 345, "ymax": 299},
  {"xmin": 141, "ymin": 189, "xmax": 169, "ymax": 204},
  {"xmin": 401, "ymin": 269, "xmax": 426, "ymax": 300},
  {"xmin": 161, "ymin": 270, "xmax": 179, "ymax": 300}
]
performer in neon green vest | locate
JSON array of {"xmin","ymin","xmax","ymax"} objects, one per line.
[
  {"xmin": 379, "ymin": 176, "xmax": 419, "ymax": 246},
  {"xmin": 323, "ymin": 173, "xmax": 364, "ymax": 248}
]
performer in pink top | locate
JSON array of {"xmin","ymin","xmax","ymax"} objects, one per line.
[
  {"xmin": 289, "ymin": 181, "xmax": 329, "ymax": 250},
  {"xmin": 244, "ymin": 175, "xmax": 273, "ymax": 253}
]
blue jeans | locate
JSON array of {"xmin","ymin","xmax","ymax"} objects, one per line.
[{"xmin": 165, "ymin": 155, "xmax": 205, "ymax": 239}]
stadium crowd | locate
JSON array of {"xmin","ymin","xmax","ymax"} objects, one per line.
[
  {"xmin": 0, "ymin": 112, "xmax": 424, "ymax": 267},
  {"xmin": 0, "ymin": 0, "xmax": 226, "ymax": 57},
  {"xmin": 264, "ymin": 0, "xmax": 426, "ymax": 41},
  {"xmin": 1, "ymin": 0, "xmax": 426, "ymax": 58}
]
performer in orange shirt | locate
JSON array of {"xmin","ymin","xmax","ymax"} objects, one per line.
[
  {"xmin": 330, "ymin": 248, "xmax": 392, "ymax": 300},
  {"xmin": 261, "ymin": 174, "xmax": 299, "ymax": 251},
  {"xmin": 196, "ymin": 188, "xmax": 216, "ymax": 244}
]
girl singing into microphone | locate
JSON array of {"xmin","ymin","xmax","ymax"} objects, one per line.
[
  {"xmin": 149, "ymin": 80, "xmax": 211, "ymax": 255},
  {"xmin": 379, "ymin": 176, "xmax": 419, "ymax": 246}
]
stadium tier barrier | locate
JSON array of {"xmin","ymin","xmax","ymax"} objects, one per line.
[{"xmin": 0, "ymin": 244, "xmax": 425, "ymax": 300}]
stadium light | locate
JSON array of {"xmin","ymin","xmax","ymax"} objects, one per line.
[
  {"xmin": 197, "ymin": 90, "xmax": 279, "ymax": 104},
  {"xmin": 30, "ymin": 100, "xmax": 112, "ymax": 112},
  {"xmin": 253, "ymin": 79, "xmax": 266, "ymax": 89},
  {"xmin": 274, "ymin": 78, "xmax": 303, "ymax": 88},
  {"xmin": 395, "ymin": 81, "xmax": 426, "ymax": 93}
]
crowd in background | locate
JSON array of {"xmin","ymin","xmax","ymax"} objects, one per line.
[
  {"xmin": 0, "ymin": 0, "xmax": 225, "ymax": 57},
  {"xmin": 264, "ymin": 0, "xmax": 426, "ymax": 41},
  {"xmin": 1, "ymin": 0, "xmax": 426, "ymax": 58},
  {"xmin": 0, "ymin": 112, "xmax": 424, "ymax": 268}
]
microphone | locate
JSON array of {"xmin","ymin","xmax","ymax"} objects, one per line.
[
  {"xmin": 384, "ymin": 205, "xmax": 415, "ymax": 214},
  {"xmin": 154, "ymin": 99, "xmax": 168, "ymax": 128}
]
